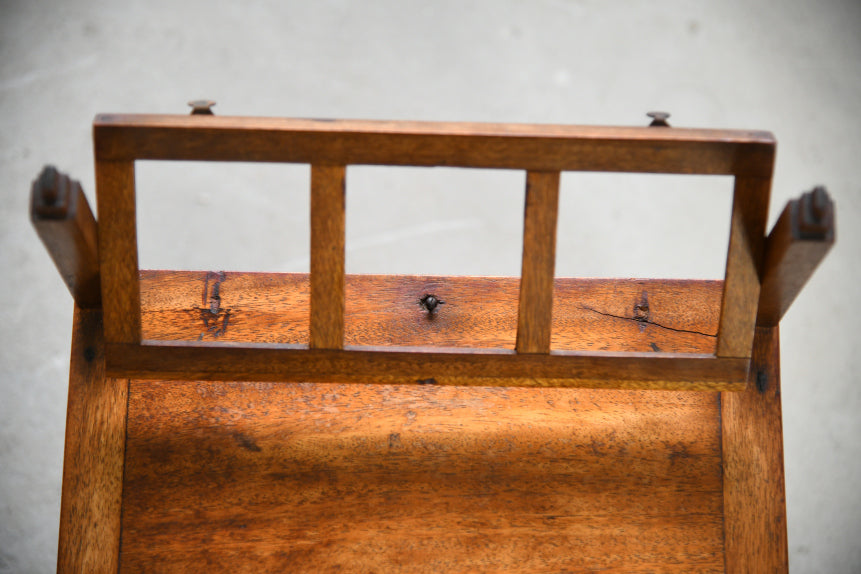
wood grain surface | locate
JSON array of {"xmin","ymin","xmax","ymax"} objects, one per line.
[
  {"xmin": 516, "ymin": 171, "xmax": 560, "ymax": 354},
  {"xmin": 30, "ymin": 167, "xmax": 101, "ymax": 308},
  {"xmin": 717, "ymin": 175, "xmax": 771, "ymax": 358},
  {"xmin": 95, "ymin": 159, "xmax": 140, "ymax": 344},
  {"xmin": 92, "ymin": 115, "xmax": 775, "ymax": 383},
  {"xmin": 124, "ymin": 273, "xmax": 747, "ymax": 389},
  {"xmin": 120, "ymin": 382, "xmax": 726, "ymax": 572},
  {"xmin": 93, "ymin": 113, "xmax": 775, "ymax": 176},
  {"xmin": 721, "ymin": 326, "xmax": 788, "ymax": 572},
  {"xmin": 310, "ymin": 164, "xmax": 346, "ymax": 349},
  {"xmin": 757, "ymin": 191, "xmax": 835, "ymax": 326},
  {"xmin": 57, "ymin": 308, "xmax": 127, "ymax": 573},
  {"xmin": 139, "ymin": 272, "xmax": 723, "ymax": 353},
  {"xmin": 47, "ymin": 273, "xmax": 788, "ymax": 572}
]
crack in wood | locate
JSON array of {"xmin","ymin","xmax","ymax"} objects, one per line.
[{"xmin": 578, "ymin": 305, "xmax": 716, "ymax": 339}]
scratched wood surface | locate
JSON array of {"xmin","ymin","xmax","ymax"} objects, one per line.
[{"xmin": 113, "ymin": 272, "xmax": 738, "ymax": 572}]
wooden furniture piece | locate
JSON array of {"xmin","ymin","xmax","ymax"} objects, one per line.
[{"xmin": 32, "ymin": 111, "xmax": 834, "ymax": 572}]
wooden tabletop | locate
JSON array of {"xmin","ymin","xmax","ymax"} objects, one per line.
[{"xmin": 58, "ymin": 272, "xmax": 787, "ymax": 573}]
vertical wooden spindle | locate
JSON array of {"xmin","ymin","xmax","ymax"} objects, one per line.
[
  {"xmin": 95, "ymin": 159, "xmax": 141, "ymax": 344},
  {"xmin": 310, "ymin": 164, "xmax": 347, "ymax": 349},
  {"xmin": 516, "ymin": 171, "xmax": 560, "ymax": 354},
  {"xmin": 717, "ymin": 176, "xmax": 771, "ymax": 358}
]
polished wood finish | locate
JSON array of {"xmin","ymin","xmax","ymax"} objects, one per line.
[
  {"xmin": 310, "ymin": 165, "xmax": 346, "ymax": 349},
  {"xmin": 37, "ymin": 113, "xmax": 825, "ymax": 571},
  {"xmin": 717, "ymin": 175, "xmax": 772, "ymax": 358},
  {"xmin": 57, "ymin": 307, "xmax": 127, "ymax": 573},
  {"xmin": 138, "ymin": 272, "xmax": 722, "ymax": 352},
  {"xmin": 120, "ymin": 381, "xmax": 726, "ymax": 573},
  {"xmin": 117, "ymin": 274, "xmax": 731, "ymax": 572},
  {"xmin": 516, "ymin": 171, "xmax": 560, "ymax": 354},
  {"xmin": 757, "ymin": 187, "xmax": 835, "ymax": 326},
  {"xmin": 106, "ymin": 340, "xmax": 748, "ymax": 390},
  {"xmin": 721, "ymin": 326, "xmax": 788, "ymax": 572},
  {"xmin": 110, "ymin": 272, "xmax": 748, "ymax": 390},
  {"xmin": 89, "ymin": 114, "xmax": 776, "ymax": 388},
  {"xmin": 93, "ymin": 114, "xmax": 776, "ymax": 176},
  {"xmin": 42, "ymin": 272, "xmax": 793, "ymax": 572},
  {"xmin": 95, "ymin": 159, "xmax": 140, "ymax": 344},
  {"xmin": 30, "ymin": 166, "xmax": 101, "ymax": 308}
]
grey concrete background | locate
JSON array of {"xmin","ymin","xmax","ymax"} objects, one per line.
[{"xmin": 1, "ymin": 0, "xmax": 859, "ymax": 572}]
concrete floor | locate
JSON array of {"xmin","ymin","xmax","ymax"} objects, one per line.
[{"xmin": 1, "ymin": 0, "xmax": 859, "ymax": 571}]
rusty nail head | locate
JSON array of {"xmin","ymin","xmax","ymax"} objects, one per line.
[
  {"xmin": 647, "ymin": 111, "xmax": 671, "ymax": 127},
  {"xmin": 419, "ymin": 294, "xmax": 444, "ymax": 313},
  {"xmin": 189, "ymin": 100, "xmax": 216, "ymax": 115}
]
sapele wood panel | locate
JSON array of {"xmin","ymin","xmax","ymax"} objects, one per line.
[
  {"xmin": 119, "ymin": 382, "xmax": 726, "ymax": 572},
  {"xmin": 93, "ymin": 114, "xmax": 775, "ymax": 176},
  {"xmin": 516, "ymin": 171, "xmax": 560, "ymax": 354},
  {"xmin": 95, "ymin": 159, "xmax": 140, "ymax": 344},
  {"xmin": 309, "ymin": 165, "xmax": 346, "ymax": 349},
  {"xmin": 57, "ymin": 308, "xmax": 127, "ymax": 573},
  {"xmin": 721, "ymin": 326, "xmax": 788, "ymax": 572}
]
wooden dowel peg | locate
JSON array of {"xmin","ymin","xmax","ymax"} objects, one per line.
[{"xmin": 30, "ymin": 166, "xmax": 101, "ymax": 308}]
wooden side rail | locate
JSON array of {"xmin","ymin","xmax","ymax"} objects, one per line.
[
  {"xmin": 757, "ymin": 187, "xmax": 835, "ymax": 326},
  {"xmin": 106, "ymin": 342, "xmax": 749, "ymax": 390},
  {"xmin": 30, "ymin": 166, "xmax": 101, "ymax": 308},
  {"xmin": 93, "ymin": 114, "xmax": 775, "ymax": 175}
]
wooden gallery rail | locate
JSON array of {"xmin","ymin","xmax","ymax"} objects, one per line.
[
  {"xmin": 31, "ymin": 112, "xmax": 835, "ymax": 573},
  {"xmin": 41, "ymin": 113, "xmax": 830, "ymax": 389},
  {"xmin": 33, "ymin": 114, "xmax": 836, "ymax": 389}
]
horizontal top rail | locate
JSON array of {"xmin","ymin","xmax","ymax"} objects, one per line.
[{"xmin": 94, "ymin": 114, "xmax": 775, "ymax": 176}]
